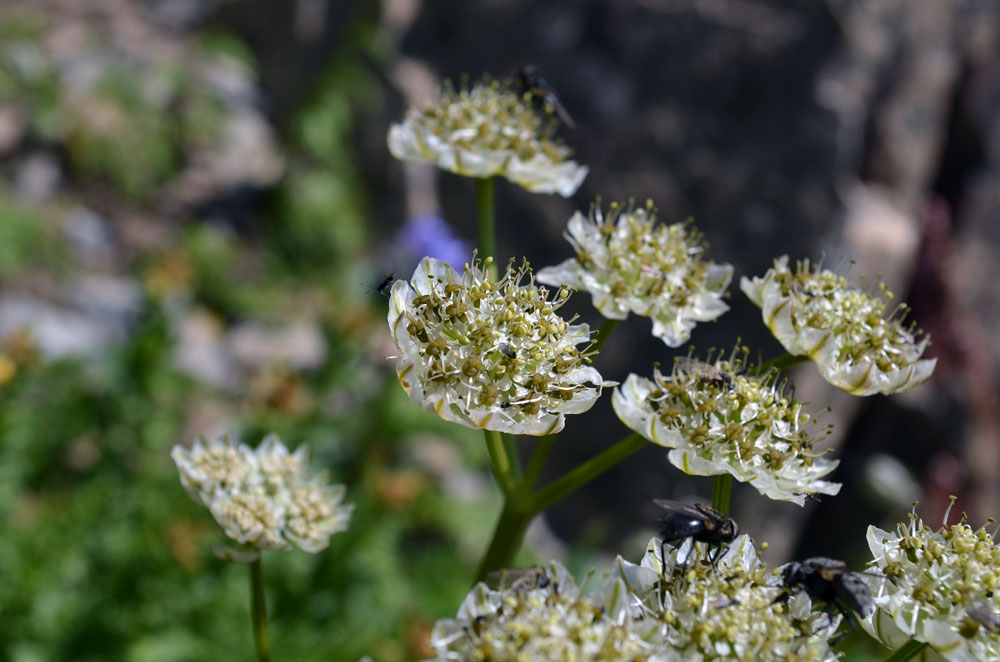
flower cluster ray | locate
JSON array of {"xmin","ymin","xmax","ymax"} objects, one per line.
[
  {"xmin": 388, "ymin": 77, "xmax": 587, "ymax": 196},
  {"xmin": 613, "ymin": 348, "xmax": 840, "ymax": 504},
  {"xmin": 171, "ymin": 434, "xmax": 353, "ymax": 553},
  {"xmin": 537, "ymin": 200, "xmax": 733, "ymax": 347},
  {"xmin": 864, "ymin": 504, "xmax": 1000, "ymax": 662},
  {"xmin": 388, "ymin": 256, "xmax": 609, "ymax": 435},
  {"xmin": 741, "ymin": 256, "xmax": 935, "ymax": 395}
]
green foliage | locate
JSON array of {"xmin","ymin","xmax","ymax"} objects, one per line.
[{"xmin": 0, "ymin": 196, "xmax": 61, "ymax": 276}]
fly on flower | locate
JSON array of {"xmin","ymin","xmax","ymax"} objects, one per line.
[
  {"xmin": 778, "ymin": 557, "xmax": 875, "ymax": 645},
  {"xmin": 516, "ymin": 64, "xmax": 576, "ymax": 129},
  {"xmin": 673, "ymin": 356, "xmax": 735, "ymax": 390},
  {"xmin": 486, "ymin": 566, "xmax": 555, "ymax": 594},
  {"xmin": 655, "ymin": 499, "xmax": 739, "ymax": 567}
]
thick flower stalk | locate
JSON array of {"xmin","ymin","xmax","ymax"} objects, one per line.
[
  {"xmin": 863, "ymin": 503, "xmax": 1000, "ymax": 662},
  {"xmin": 171, "ymin": 434, "xmax": 353, "ymax": 553},
  {"xmin": 388, "ymin": 77, "xmax": 587, "ymax": 196},
  {"xmin": 536, "ymin": 200, "xmax": 733, "ymax": 347},
  {"xmin": 388, "ymin": 256, "xmax": 609, "ymax": 436},
  {"xmin": 612, "ymin": 349, "xmax": 840, "ymax": 504},
  {"xmin": 427, "ymin": 561, "xmax": 663, "ymax": 662},
  {"xmin": 741, "ymin": 256, "xmax": 935, "ymax": 395},
  {"xmin": 614, "ymin": 535, "xmax": 840, "ymax": 661}
]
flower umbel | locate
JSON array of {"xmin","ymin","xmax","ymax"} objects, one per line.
[
  {"xmin": 741, "ymin": 256, "xmax": 936, "ymax": 395},
  {"xmin": 388, "ymin": 256, "xmax": 609, "ymax": 435},
  {"xmin": 536, "ymin": 200, "xmax": 733, "ymax": 347},
  {"xmin": 612, "ymin": 348, "xmax": 840, "ymax": 504},
  {"xmin": 171, "ymin": 434, "xmax": 353, "ymax": 554},
  {"xmin": 388, "ymin": 77, "xmax": 588, "ymax": 196},
  {"xmin": 427, "ymin": 561, "xmax": 661, "ymax": 662},
  {"xmin": 862, "ymin": 501, "xmax": 1000, "ymax": 662},
  {"xmin": 614, "ymin": 535, "xmax": 840, "ymax": 661}
]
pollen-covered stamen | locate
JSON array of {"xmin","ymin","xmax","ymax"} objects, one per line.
[{"xmin": 537, "ymin": 199, "xmax": 733, "ymax": 348}]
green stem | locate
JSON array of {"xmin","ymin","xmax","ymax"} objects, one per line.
[
  {"xmin": 529, "ymin": 433, "xmax": 646, "ymax": 514},
  {"xmin": 711, "ymin": 474, "xmax": 733, "ymax": 515},
  {"xmin": 521, "ymin": 434, "xmax": 556, "ymax": 494},
  {"xmin": 591, "ymin": 318, "xmax": 619, "ymax": 354},
  {"xmin": 880, "ymin": 641, "xmax": 929, "ymax": 662},
  {"xmin": 474, "ymin": 501, "xmax": 532, "ymax": 582},
  {"xmin": 484, "ymin": 429, "xmax": 518, "ymax": 497},
  {"xmin": 250, "ymin": 558, "xmax": 271, "ymax": 662},
  {"xmin": 755, "ymin": 352, "xmax": 809, "ymax": 375},
  {"xmin": 502, "ymin": 433, "xmax": 523, "ymax": 483},
  {"xmin": 475, "ymin": 177, "xmax": 497, "ymax": 279}
]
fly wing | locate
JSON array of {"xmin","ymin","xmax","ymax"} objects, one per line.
[
  {"xmin": 835, "ymin": 573, "xmax": 874, "ymax": 617},
  {"xmin": 654, "ymin": 500, "xmax": 706, "ymax": 542},
  {"xmin": 673, "ymin": 356, "xmax": 719, "ymax": 378}
]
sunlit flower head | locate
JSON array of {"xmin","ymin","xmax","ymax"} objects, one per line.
[
  {"xmin": 428, "ymin": 561, "xmax": 663, "ymax": 662},
  {"xmin": 536, "ymin": 200, "xmax": 733, "ymax": 347},
  {"xmin": 614, "ymin": 535, "xmax": 840, "ymax": 661},
  {"xmin": 171, "ymin": 433, "xmax": 353, "ymax": 554},
  {"xmin": 612, "ymin": 347, "xmax": 840, "ymax": 504},
  {"xmin": 388, "ymin": 77, "xmax": 587, "ymax": 196},
  {"xmin": 740, "ymin": 256, "xmax": 935, "ymax": 395},
  {"xmin": 388, "ymin": 255, "xmax": 610, "ymax": 436},
  {"xmin": 863, "ymin": 500, "xmax": 1000, "ymax": 662}
]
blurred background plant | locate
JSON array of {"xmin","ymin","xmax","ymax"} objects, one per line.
[{"xmin": 1, "ymin": 0, "xmax": 999, "ymax": 661}]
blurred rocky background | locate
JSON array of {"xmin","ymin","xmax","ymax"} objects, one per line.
[{"xmin": 1, "ymin": 0, "xmax": 998, "ymax": 660}]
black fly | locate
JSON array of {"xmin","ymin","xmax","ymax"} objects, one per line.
[
  {"xmin": 516, "ymin": 65, "xmax": 576, "ymax": 129},
  {"xmin": 376, "ymin": 270, "xmax": 396, "ymax": 296},
  {"xmin": 654, "ymin": 500, "xmax": 739, "ymax": 569},
  {"xmin": 778, "ymin": 557, "xmax": 875, "ymax": 646}
]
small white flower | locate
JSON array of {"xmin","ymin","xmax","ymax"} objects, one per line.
[
  {"xmin": 741, "ymin": 256, "xmax": 936, "ymax": 395},
  {"xmin": 427, "ymin": 561, "xmax": 663, "ymax": 662},
  {"xmin": 612, "ymin": 350, "xmax": 840, "ymax": 504},
  {"xmin": 862, "ymin": 502, "xmax": 1000, "ymax": 662},
  {"xmin": 171, "ymin": 433, "xmax": 354, "ymax": 554},
  {"xmin": 388, "ymin": 78, "xmax": 587, "ymax": 196},
  {"xmin": 614, "ymin": 535, "xmax": 840, "ymax": 662},
  {"xmin": 388, "ymin": 255, "xmax": 610, "ymax": 436},
  {"xmin": 536, "ymin": 200, "xmax": 733, "ymax": 347}
]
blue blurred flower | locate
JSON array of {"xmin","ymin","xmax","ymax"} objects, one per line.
[{"xmin": 398, "ymin": 214, "xmax": 472, "ymax": 267}]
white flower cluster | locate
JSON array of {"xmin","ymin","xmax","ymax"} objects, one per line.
[
  {"xmin": 613, "ymin": 350, "xmax": 840, "ymax": 504},
  {"xmin": 428, "ymin": 561, "xmax": 660, "ymax": 662},
  {"xmin": 741, "ymin": 256, "xmax": 935, "ymax": 395},
  {"xmin": 537, "ymin": 200, "xmax": 733, "ymax": 347},
  {"xmin": 863, "ymin": 505, "xmax": 1000, "ymax": 662},
  {"xmin": 171, "ymin": 434, "xmax": 353, "ymax": 554},
  {"xmin": 427, "ymin": 537, "xmax": 839, "ymax": 662},
  {"xmin": 615, "ymin": 535, "xmax": 841, "ymax": 662},
  {"xmin": 388, "ymin": 256, "xmax": 610, "ymax": 436},
  {"xmin": 388, "ymin": 78, "xmax": 588, "ymax": 196}
]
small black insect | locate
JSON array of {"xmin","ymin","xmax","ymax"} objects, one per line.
[
  {"xmin": 486, "ymin": 566, "xmax": 555, "ymax": 594},
  {"xmin": 516, "ymin": 64, "xmax": 576, "ymax": 129},
  {"xmin": 375, "ymin": 270, "xmax": 396, "ymax": 296},
  {"xmin": 673, "ymin": 356, "xmax": 735, "ymax": 390},
  {"xmin": 498, "ymin": 342, "xmax": 516, "ymax": 359},
  {"xmin": 779, "ymin": 557, "xmax": 874, "ymax": 645},
  {"xmin": 655, "ymin": 499, "xmax": 739, "ymax": 568}
]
